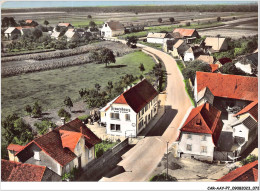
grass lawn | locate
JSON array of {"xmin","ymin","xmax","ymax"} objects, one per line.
[
  {"xmin": 1, "ymin": 51, "xmax": 156, "ymax": 119},
  {"xmin": 71, "ymin": 20, "xmax": 104, "ymax": 27},
  {"xmin": 138, "ymin": 41, "xmax": 163, "ymax": 50}
]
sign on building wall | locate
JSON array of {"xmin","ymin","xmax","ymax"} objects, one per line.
[{"xmin": 111, "ymin": 107, "xmax": 130, "ymax": 113}]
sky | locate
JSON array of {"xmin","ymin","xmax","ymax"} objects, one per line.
[{"xmin": 1, "ymin": 1, "xmax": 257, "ymax": 9}]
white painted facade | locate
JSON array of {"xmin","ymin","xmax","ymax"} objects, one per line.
[
  {"xmin": 235, "ymin": 62, "xmax": 253, "ymax": 74},
  {"xmin": 184, "ymin": 51, "xmax": 195, "ymax": 62},
  {"xmin": 101, "ymin": 96, "xmax": 158, "ymax": 137},
  {"xmin": 233, "ymin": 124, "xmax": 249, "ymax": 142},
  {"xmin": 101, "ymin": 22, "xmax": 124, "ymax": 38},
  {"xmin": 147, "ymin": 37, "xmax": 165, "ymax": 44},
  {"xmin": 178, "ymin": 132, "xmax": 215, "ymax": 161}
]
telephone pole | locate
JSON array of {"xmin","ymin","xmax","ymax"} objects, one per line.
[{"xmin": 166, "ymin": 141, "xmax": 169, "ymax": 180}]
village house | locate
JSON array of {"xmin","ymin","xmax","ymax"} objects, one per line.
[
  {"xmin": 183, "ymin": 47, "xmax": 195, "ymax": 62},
  {"xmin": 173, "ymin": 28, "xmax": 200, "ymax": 43},
  {"xmin": 235, "ymin": 52, "xmax": 258, "ymax": 76},
  {"xmin": 101, "ymin": 21, "xmax": 125, "ymax": 37},
  {"xmin": 51, "ymin": 31, "xmax": 63, "ymax": 39},
  {"xmin": 100, "ymin": 79, "xmax": 159, "ymax": 137},
  {"xmin": 163, "ymin": 39, "xmax": 179, "ymax": 52},
  {"xmin": 194, "ymin": 71, "xmax": 258, "ymax": 111},
  {"xmin": 146, "ymin": 32, "xmax": 166, "ymax": 44},
  {"xmin": 58, "ymin": 22, "xmax": 73, "ymax": 28},
  {"xmin": 217, "ymin": 160, "xmax": 258, "ymax": 181},
  {"xmin": 6, "ymin": 118, "xmax": 101, "ymax": 176},
  {"xmin": 1, "ymin": 159, "xmax": 61, "ymax": 181},
  {"xmin": 64, "ymin": 29, "xmax": 80, "ymax": 41},
  {"xmin": 231, "ymin": 101, "xmax": 258, "ymax": 156},
  {"xmin": 197, "ymin": 55, "xmax": 214, "ymax": 65},
  {"xmin": 4, "ymin": 27, "xmax": 21, "ymax": 39},
  {"xmin": 25, "ymin": 19, "xmax": 38, "ymax": 27},
  {"xmin": 176, "ymin": 103, "xmax": 223, "ymax": 162},
  {"xmin": 171, "ymin": 39, "xmax": 190, "ymax": 60},
  {"xmin": 204, "ymin": 37, "xmax": 228, "ymax": 54}
]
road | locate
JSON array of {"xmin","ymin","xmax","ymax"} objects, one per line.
[{"xmin": 101, "ymin": 43, "xmax": 192, "ymax": 181}]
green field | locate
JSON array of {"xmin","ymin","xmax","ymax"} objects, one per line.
[
  {"xmin": 71, "ymin": 20, "xmax": 104, "ymax": 27},
  {"xmin": 1, "ymin": 51, "xmax": 156, "ymax": 118}
]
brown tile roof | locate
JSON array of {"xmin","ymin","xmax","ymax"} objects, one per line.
[
  {"xmin": 15, "ymin": 118, "xmax": 101, "ymax": 166},
  {"xmin": 196, "ymin": 72, "xmax": 258, "ymax": 101},
  {"xmin": 217, "ymin": 160, "xmax": 258, "ymax": 182},
  {"xmin": 113, "ymin": 79, "xmax": 158, "ymax": 113},
  {"xmin": 205, "ymin": 37, "xmax": 227, "ymax": 52},
  {"xmin": 234, "ymin": 101, "xmax": 258, "ymax": 121},
  {"xmin": 7, "ymin": 144, "xmax": 25, "ymax": 153},
  {"xmin": 180, "ymin": 103, "xmax": 223, "ymax": 146},
  {"xmin": 1, "ymin": 159, "xmax": 46, "ymax": 182},
  {"xmin": 173, "ymin": 28, "xmax": 196, "ymax": 37},
  {"xmin": 197, "ymin": 55, "xmax": 214, "ymax": 65},
  {"xmin": 106, "ymin": 21, "xmax": 124, "ymax": 31}
]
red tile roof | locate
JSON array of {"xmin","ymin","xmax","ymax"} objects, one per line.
[
  {"xmin": 180, "ymin": 103, "xmax": 223, "ymax": 146},
  {"xmin": 113, "ymin": 79, "xmax": 159, "ymax": 113},
  {"xmin": 234, "ymin": 101, "xmax": 258, "ymax": 121},
  {"xmin": 25, "ymin": 20, "xmax": 33, "ymax": 24},
  {"xmin": 58, "ymin": 23, "xmax": 71, "ymax": 27},
  {"xmin": 59, "ymin": 130, "xmax": 82, "ymax": 152},
  {"xmin": 196, "ymin": 72, "xmax": 258, "ymax": 101},
  {"xmin": 217, "ymin": 160, "xmax": 258, "ymax": 182},
  {"xmin": 1, "ymin": 159, "xmax": 46, "ymax": 181},
  {"xmin": 173, "ymin": 28, "xmax": 196, "ymax": 37},
  {"xmin": 210, "ymin": 64, "xmax": 219, "ymax": 72},
  {"xmin": 7, "ymin": 144, "xmax": 25, "ymax": 153},
  {"xmin": 15, "ymin": 118, "xmax": 101, "ymax": 167}
]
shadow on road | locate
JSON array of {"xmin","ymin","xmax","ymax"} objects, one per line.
[{"xmin": 146, "ymin": 106, "xmax": 178, "ymax": 136}]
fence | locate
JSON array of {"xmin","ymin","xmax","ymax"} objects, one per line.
[{"xmin": 81, "ymin": 138, "xmax": 129, "ymax": 179}]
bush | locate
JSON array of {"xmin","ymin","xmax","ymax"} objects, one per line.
[
  {"xmin": 150, "ymin": 173, "xmax": 177, "ymax": 181},
  {"xmin": 58, "ymin": 108, "xmax": 71, "ymax": 122},
  {"xmin": 32, "ymin": 101, "xmax": 42, "ymax": 118},
  {"xmin": 240, "ymin": 154, "xmax": 258, "ymax": 166},
  {"xmin": 186, "ymin": 22, "xmax": 191, "ymax": 26}
]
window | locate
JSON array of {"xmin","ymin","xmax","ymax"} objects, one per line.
[
  {"xmin": 201, "ymin": 135, "xmax": 207, "ymax": 141},
  {"xmin": 145, "ymin": 105, "xmax": 148, "ymax": 112},
  {"xmin": 34, "ymin": 151, "xmax": 40, "ymax": 161},
  {"xmin": 186, "ymin": 144, "xmax": 192, "ymax": 151},
  {"xmin": 110, "ymin": 112, "xmax": 119, "ymax": 120},
  {"xmin": 141, "ymin": 109, "xmax": 144, "ymax": 115},
  {"xmin": 125, "ymin": 114, "xmax": 130, "ymax": 121},
  {"xmin": 110, "ymin": 124, "xmax": 120, "ymax": 131},
  {"xmin": 201, "ymin": 146, "xmax": 207, "ymax": 153},
  {"xmin": 88, "ymin": 148, "xmax": 93, "ymax": 159},
  {"xmin": 105, "ymin": 24, "xmax": 107, "ymax": 27},
  {"xmin": 187, "ymin": 134, "xmax": 192, "ymax": 139},
  {"xmin": 138, "ymin": 120, "xmax": 144, "ymax": 129}
]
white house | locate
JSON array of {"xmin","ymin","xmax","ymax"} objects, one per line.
[
  {"xmin": 4, "ymin": 27, "xmax": 21, "ymax": 39},
  {"xmin": 100, "ymin": 79, "xmax": 159, "ymax": 137},
  {"xmin": 184, "ymin": 47, "xmax": 195, "ymax": 62},
  {"xmin": 176, "ymin": 103, "xmax": 223, "ymax": 162},
  {"xmin": 101, "ymin": 21, "xmax": 125, "ymax": 38},
  {"xmin": 64, "ymin": 29, "xmax": 80, "ymax": 41},
  {"xmin": 147, "ymin": 32, "xmax": 166, "ymax": 44}
]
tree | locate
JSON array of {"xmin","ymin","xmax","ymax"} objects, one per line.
[
  {"xmin": 34, "ymin": 119, "xmax": 56, "ymax": 135},
  {"xmin": 25, "ymin": 105, "xmax": 32, "ymax": 116},
  {"xmin": 32, "ymin": 101, "xmax": 42, "ymax": 118},
  {"xmin": 87, "ymin": 15, "xmax": 92, "ymax": 19},
  {"xmin": 169, "ymin": 17, "xmax": 175, "ymax": 23},
  {"xmin": 43, "ymin": 20, "xmax": 49, "ymax": 28},
  {"xmin": 158, "ymin": 18, "xmax": 162, "ymax": 23},
  {"xmin": 139, "ymin": 63, "xmax": 145, "ymax": 74},
  {"xmin": 64, "ymin": 96, "xmax": 73, "ymax": 112},
  {"xmin": 219, "ymin": 62, "xmax": 248, "ymax": 76},
  {"xmin": 89, "ymin": 21, "xmax": 96, "ymax": 28},
  {"xmin": 217, "ymin": 17, "xmax": 221, "ymax": 22},
  {"xmin": 126, "ymin": 36, "xmax": 138, "ymax": 47},
  {"xmin": 106, "ymin": 81, "xmax": 113, "ymax": 94},
  {"xmin": 186, "ymin": 22, "xmax": 191, "ymax": 26},
  {"xmin": 99, "ymin": 48, "xmax": 116, "ymax": 67},
  {"xmin": 32, "ymin": 28, "xmax": 43, "ymax": 39},
  {"xmin": 95, "ymin": 83, "xmax": 101, "ymax": 92},
  {"xmin": 58, "ymin": 108, "xmax": 71, "ymax": 122}
]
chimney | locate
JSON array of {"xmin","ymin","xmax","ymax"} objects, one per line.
[{"xmin": 61, "ymin": 117, "xmax": 66, "ymax": 125}]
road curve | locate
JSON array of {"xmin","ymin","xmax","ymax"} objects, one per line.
[{"xmin": 101, "ymin": 43, "xmax": 192, "ymax": 182}]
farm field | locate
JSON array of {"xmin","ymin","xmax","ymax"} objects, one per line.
[
  {"xmin": 2, "ymin": 10, "xmax": 256, "ymax": 28},
  {"xmin": 1, "ymin": 51, "xmax": 156, "ymax": 118}
]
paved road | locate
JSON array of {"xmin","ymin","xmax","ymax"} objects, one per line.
[{"xmin": 101, "ymin": 43, "xmax": 192, "ymax": 182}]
